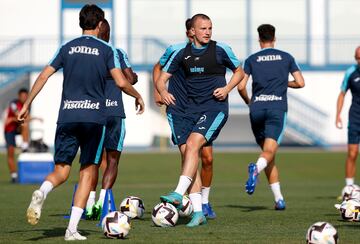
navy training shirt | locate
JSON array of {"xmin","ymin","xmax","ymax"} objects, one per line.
[
  {"xmin": 243, "ymin": 48, "xmax": 300, "ymax": 112},
  {"xmin": 164, "ymin": 42, "xmax": 240, "ymax": 114},
  {"xmin": 49, "ymin": 35, "xmax": 120, "ymax": 124},
  {"xmin": 340, "ymin": 65, "xmax": 360, "ymax": 125},
  {"xmin": 105, "ymin": 48, "xmax": 132, "ymax": 118},
  {"xmin": 159, "ymin": 42, "xmax": 188, "ymax": 115}
]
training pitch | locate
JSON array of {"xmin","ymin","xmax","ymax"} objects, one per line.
[{"xmin": 0, "ymin": 151, "xmax": 359, "ymax": 243}]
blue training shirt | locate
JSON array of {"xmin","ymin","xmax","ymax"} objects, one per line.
[
  {"xmin": 243, "ymin": 48, "xmax": 300, "ymax": 112},
  {"xmin": 159, "ymin": 42, "xmax": 188, "ymax": 115},
  {"xmin": 105, "ymin": 48, "xmax": 131, "ymax": 118},
  {"xmin": 49, "ymin": 35, "xmax": 120, "ymax": 124},
  {"xmin": 340, "ymin": 65, "xmax": 360, "ymax": 125},
  {"xmin": 164, "ymin": 42, "xmax": 240, "ymax": 114}
]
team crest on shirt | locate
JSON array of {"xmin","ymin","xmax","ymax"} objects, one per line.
[
  {"xmin": 68, "ymin": 46, "xmax": 99, "ymax": 56},
  {"xmin": 197, "ymin": 115, "xmax": 207, "ymax": 124},
  {"xmin": 256, "ymin": 55, "xmax": 282, "ymax": 62}
]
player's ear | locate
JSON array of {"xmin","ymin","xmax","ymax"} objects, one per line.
[{"xmin": 190, "ymin": 27, "xmax": 195, "ymax": 36}]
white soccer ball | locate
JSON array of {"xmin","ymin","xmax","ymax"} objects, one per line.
[
  {"xmin": 178, "ymin": 195, "xmax": 193, "ymax": 217},
  {"xmin": 119, "ymin": 196, "xmax": 145, "ymax": 219},
  {"xmin": 152, "ymin": 202, "xmax": 179, "ymax": 227},
  {"xmin": 339, "ymin": 199, "xmax": 360, "ymax": 221},
  {"xmin": 306, "ymin": 222, "xmax": 338, "ymax": 244},
  {"xmin": 101, "ymin": 211, "xmax": 131, "ymax": 239},
  {"xmin": 341, "ymin": 184, "xmax": 360, "ymax": 201}
]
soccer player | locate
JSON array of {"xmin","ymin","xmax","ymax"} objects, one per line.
[
  {"xmin": 156, "ymin": 14, "xmax": 243, "ymax": 227},
  {"xmin": 336, "ymin": 46, "xmax": 360, "ymax": 188},
  {"xmin": 4, "ymin": 88, "xmax": 35, "ymax": 182},
  {"xmin": 18, "ymin": 5, "xmax": 144, "ymax": 240},
  {"xmin": 85, "ymin": 19, "xmax": 138, "ymax": 220},
  {"xmin": 152, "ymin": 18, "xmax": 217, "ymax": 218},
  {"xmin": 238, "ymin": 24, "xmax": 305, "ymax": 210}
]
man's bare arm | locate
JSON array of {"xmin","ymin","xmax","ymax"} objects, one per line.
[
  {"xmin": 18, "ymin": 66, "xmax": 56, "ymax": 122},
  {"xmin": 213, "ymin": 66, "xmax": 245, "ymax": 101},
  {"xmin": 288, "ymin": 71, "xmax": 305, "ymax": 88},
  {"xmin": 110, "ymin": 68, "xmax": 145, "ymax": 114},
  {"xmin": 122, "ymin": 67, "xmax": 138, "ymax": 85},
  {"xmin": 152, "ymin": 62, "xmax": 164, "ymax": 106},
  {"xmin": 237, "ymin": 73, "xmax": 251, "ymax": 105},
  {"xmin": 155, "ymin": 71, "xmax": 175, "ymax": 106}
]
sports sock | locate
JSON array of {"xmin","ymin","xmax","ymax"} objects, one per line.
[
  {"xmin": 201, "ymin": 187, "xmax": 211, "ymax": 204},
  {"xmin": 270, "ymin": 182, "xmax": 284, "ymax": 202},
  {"xmin": 256, "ymin": 157, "xmax": 268, "ymax": 173},
  {"xmin": 21, "ymin": 142, "xmax": 29, "ymax": 150},
  {"xmin": 39, "ymin": 180, "xmax": 54, "ymax": 199},
  {"xmin": 86, "ymin": 191, "xmax": 96, "ymax": 209},
  {"xmin": 346, "ymin": 178, "xmax": 354, "ymax": 186},
  {"xmin": 189, "ymin": 192, "xmax": 202, "ymax": 212},
  {"xmin": 10, "ymin": 172, "xmax": 18, "ymax": 179},
  {"xmin": 174, "ymin": 175, "xmax": 192, "ymax": 195},
  {"xmin": 98, "ymin": 189, "xmax": 107, "ymax": 206},
  {"xmin": 67, "ymin": 206, "xmax": 84, "ymax": 233}
]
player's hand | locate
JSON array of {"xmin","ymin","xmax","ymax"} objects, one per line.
[
  {"xmin": 153, "ymin": 89, "xmax": 164, "ymax": 107},
  {"xmin": 135, "ymin": 97, "xmax": 145, "ymax": 115},
  {"xmin": 335, "ymin": 116, "xmax": 343, "ymax": 129},
  {"xmin": 17, "ymin": 105, "xmax": 29, "ymax": 123},
  {"xmin": 213, "ymin": 87, "xmax": 229, "ymax": 101},
  {"xmin": 160, "ymin": 90, "xmax": 176, "ymax": 106}
]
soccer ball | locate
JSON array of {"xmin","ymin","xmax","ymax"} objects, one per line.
[
  {"xmin": 306, "ymin": 222, "xmax": 338, "ymax": 244},
  {"xmin": 339, "ymin": 199, "xmax": 360, "ymax": 221},
  {"xmin": 341, "ymin": 184, "xmax": 360, "ymax": 201},
  {"xmin": 101, "ymin": 211, "xmax": 131, "ymax": 239},
  {"xmin": 178, "ymin": 195, "xmax": 193, "ymax": 217},
  {"xmin": 152, "ymin": 202, "xmax": 179, "ymax": 227},
  {"xmin": 119, "ymin": 196, "xmax": 145, "ymax": 219}
]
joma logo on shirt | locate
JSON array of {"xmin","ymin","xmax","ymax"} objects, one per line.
[
  {"xmin": 106, "ymin": 99, "xmax": 118, "ymax": 107},
  {"xmin": 190, "ymin": 66, "xmax": 205, "ymax": 73},
  {"xmin": 63, "ymin": 100, "xmax": 100, "ymax": 110},
  {"xmin": 69, "ymin": 46, "xmax": 99, "ymax": 56},
  {"xmin": 256, "ymin": 55, "xmax": 282, "ymax": 62}
]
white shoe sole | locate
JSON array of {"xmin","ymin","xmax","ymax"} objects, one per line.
[{"xmin": 27, "ymin": 190, "xmax": 44, "ymax": 225}]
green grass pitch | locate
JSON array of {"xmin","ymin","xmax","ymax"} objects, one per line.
[{"xmin": 0, "ymin": 151, "xmax": 359, "ymax": 243}]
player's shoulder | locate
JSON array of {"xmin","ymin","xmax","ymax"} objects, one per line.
[
  {"xmin": 167, "ymin": 42, "xmax": 188, "ymax": 52},
  {"xmin": 345, "ymin": 65, "xmax": 358, "ymax": 75},
  {"xmin": 116, "ymin": 48, "xmax": 128, "ymax": 56},
  {"xmin": 215, "ymin": 42, "xmax": 235, "ymax": 54}
]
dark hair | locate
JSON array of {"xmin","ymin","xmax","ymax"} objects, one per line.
[
  {"xmin": 257, "ymin": 24, "xmax": 275, "ymax": 42},
  {"xmin": 190, "ymin": 13, "xmax": 211, "ymax": 27},
  {"xmin": 79, "ymin": 4, "xmax": 104, "ymax": 30},
  {"xmin": 185, "ymin": 18, "xmax": 192, "ymax": 31},
  {"xmin": 98, "ymin": 19, "xmax": 110, "ymax": 42},
  {"xmin": 18, "ymin": 88, "xmax": 28, "ymax": 94}
]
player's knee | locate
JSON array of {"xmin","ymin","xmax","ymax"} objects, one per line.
[
  {"xmin": 201, "ymin": 153, "xmax": 213, "ymax": 167},
  {"xmin": 348, "ymin": 149, "xmax": 358, "ymax": 161}
]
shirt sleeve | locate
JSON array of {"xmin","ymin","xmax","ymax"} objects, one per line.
[
  {"xmin": 340, "ymin": 67, "xmax": 356, "ymax": 92},
  {"xmin": 159, "ymin": 46, "xmax": 175, "ymax": 67},
  {"xmin": 289, "ymin": 55, "xmax": 300, "ymax": 73},
  {"xmin": 216, "ymin": 43, "xmax": 241, "ymax": 70},
  {"xmin": 117, "ymin": 49, "xmax": 131, "ymax": 69},
  {"xmin": 163, "ymin": 49, "xmax": 184, "ymax": 74},
  {"xmin": 106, "ymin": 45, "xmax": 121, "ymax": 70},
  {"xmin": 48, "ymin": 46, "xmax": 63, "ymax": 71},
  {"xmin": 243, "ymin": 58, "xmax": 251, "ymax": 75}
]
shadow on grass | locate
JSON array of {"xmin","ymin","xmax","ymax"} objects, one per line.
[
  {"xmin": 8, "ymin": 227, "xmax": 96, "ymax": 241},
  {"xmin": 224, "ymin": 204, "xmax": 268, "ymax": 212}
]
